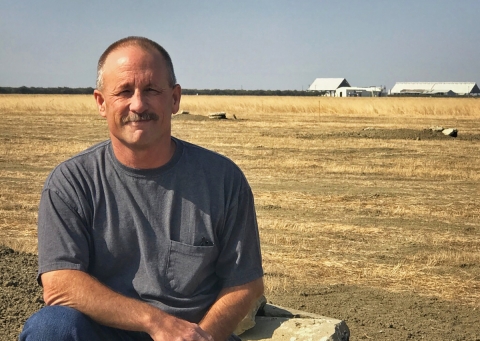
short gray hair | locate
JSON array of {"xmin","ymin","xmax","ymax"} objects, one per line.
[{"xmin": 96, "ymin": 36, "xmax": 177, "ymax": 90}]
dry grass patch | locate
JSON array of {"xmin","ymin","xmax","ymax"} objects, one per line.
[{"xmin": 1, "ymin": 94, "xmax": 479, "ymax": 307}]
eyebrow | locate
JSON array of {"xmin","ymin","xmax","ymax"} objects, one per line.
[{"xmin": 113, "ymin": 82, "xmax": 132, "ymax": 90}]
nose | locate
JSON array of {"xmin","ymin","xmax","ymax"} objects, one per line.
[{"xmin": 129, "ymin": 90, "xmax": 148, "ymax": 113}]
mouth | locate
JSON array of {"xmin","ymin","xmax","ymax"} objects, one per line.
[{"xmin": 122, "ymin": 112, "xmax": 159, "ymax": 124}]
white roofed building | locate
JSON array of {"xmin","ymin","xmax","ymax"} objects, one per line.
[
  {"xmin": 390, "ymin": 82, "xmax": 480, "ymax": 96},
  {"xmin": 336, "ymin": 86, "xmax": 384, "ymax": 97},
  {"xmin": 308, "ymin": 78, "xmax": 351, "ymax": 96}
]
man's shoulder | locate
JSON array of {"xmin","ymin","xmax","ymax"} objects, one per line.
[
  {"xmin": 177, "ymin": 138, "xmax": 237, "ymax": 167},
  {"xmin": 177, "ymin": 138, "xmax": 245, "ymax": 175},
  {"xmin": 69, "ymin": 140, "xmax": 111, "ymax": 161},
  {"xmin": 45, "ymin": 140, "xmax": 111, "ymax": 186},
  {"xmin": 57, "ymin": 140, "xmax": 110, "ymax": 168}
]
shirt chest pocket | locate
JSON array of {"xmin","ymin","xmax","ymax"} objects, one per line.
[{"xmin": 165, "ymin": 240, "xmax": 217, "ymax": 296}]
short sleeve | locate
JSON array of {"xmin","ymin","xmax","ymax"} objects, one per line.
[
  {"xmin": 215, "ymin": 183, "xmax": 263, "ymax": 288},
  {"xmin": 37, "ymin": 188, "xmax": 91, "ymax": 284}
]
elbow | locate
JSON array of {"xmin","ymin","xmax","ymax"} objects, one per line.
[
  {"xmin": 43, "ymin": 290, "xmax": 55, "ymax": 306},
  {"xmin": 41, "ymin": 273, "xmax": 57, "ymax": 306},
  {"xmin": 43, "ymin": 284, "xmax": 64, "ymax": 306},
  {"xmin": 40, "ymin": 271, "xmax": 72, "ymax": 306},
  {"xmin": 251, "ymin": 277, "xmax": 265, "ymax": 300}
]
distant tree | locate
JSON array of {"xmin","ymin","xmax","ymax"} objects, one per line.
[
  {"xmin": 0, "ymin": 87, "xmax": 95, "ymax": 95},
  {"xmin": 1, "ymin": 86, "xmax": 324, "ymax": 96}
]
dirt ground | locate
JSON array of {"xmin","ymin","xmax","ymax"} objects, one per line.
[
  {"xmin": 0, "ymin": 246, "xmax": 43, "ymax": 341},
  {"xmin": 1, "ymin": 245, "xmax": 478, "ymax": 341}
]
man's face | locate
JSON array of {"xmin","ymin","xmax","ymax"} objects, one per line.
[{"xmin": 94, "ymin": 45, "xmax": 181, "ymax": 151}]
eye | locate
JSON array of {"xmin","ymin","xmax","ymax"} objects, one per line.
[
  {"xmin": 116, "ymin": 89, "xmax": 131, "ymax": 96},
  {"xmin": 146, "ymin": 88, "xmax": 160, "ymax": 94}
]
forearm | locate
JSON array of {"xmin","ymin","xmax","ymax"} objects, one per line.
[
  {"xmin": 42, "ymin": 269, "xmax": 166, "ymax": 334},
  {"xmin": 41, "ymin": 269, "xmax": 213, "ymax": 341},
  {"xmin": 199, "ymin": 277, "xmax": 264, "ymax": 341}
]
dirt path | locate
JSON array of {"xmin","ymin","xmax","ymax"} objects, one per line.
[{"xmin": 1, "ymin": 245, "xmax": 478, "ymax": 341}]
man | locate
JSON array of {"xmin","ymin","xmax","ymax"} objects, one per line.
[{"xmin": 20, "ymin": 36, "xmax": 264, "ymax": 341}]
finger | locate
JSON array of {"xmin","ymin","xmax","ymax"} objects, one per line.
[{"xmin": 196, "ymin": 328, "xmax": 214, "ymax": 341}]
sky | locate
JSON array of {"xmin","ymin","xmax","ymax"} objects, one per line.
[{"xmin": 1, "ymin": 0, "xmax": 479, "ymax": 91}]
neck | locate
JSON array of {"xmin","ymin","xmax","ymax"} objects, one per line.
[{"xmin": 110, "ymin": 137, "xmax": 176, "ymax": 169}]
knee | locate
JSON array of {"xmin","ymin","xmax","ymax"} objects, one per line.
[{"xmin": 20, "ymin": 305, "xmax": 93, "ymax": 341}]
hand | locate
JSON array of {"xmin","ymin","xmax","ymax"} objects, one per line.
[
  {"xmin": 150, "ymin": 315, "xmax": 214, "ymax": 341},
  {"xmin": 41, "ymin": 270, "xmax": 214, "ymax": 340}
]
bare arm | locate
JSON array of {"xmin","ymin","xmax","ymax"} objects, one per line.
[
  {"xmin": 41, "ymin": 269, "xmax": 213, "ymax": 341},
  {"xmin": 199, "ymin": 277, "xmax": 264, "ymax": 341}
]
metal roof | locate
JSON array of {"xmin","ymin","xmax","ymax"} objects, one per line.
[
  {"xmin": 391, "ymin": 82, "xmax": 480, "ymax": 95},
  {"xmin": 308, "ymin": 78, "xmax": 351, "ymax": 91}
]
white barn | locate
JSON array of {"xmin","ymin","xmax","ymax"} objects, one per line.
[
  {"xmin": 390, "ymin": 82, "xmax": 480, "ymax": 96},
  {"xmin": 308, "ymin": 78, "xmax": 351, "ymax": 96}
]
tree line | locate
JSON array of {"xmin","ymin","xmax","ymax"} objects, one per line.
[
  {"xmin": 0, "ymin": 86, "xmax": 325, "ymax": 96},
  {"xmin": 0, "ymin": 86, "xmax": 95, "ymax": 94}
]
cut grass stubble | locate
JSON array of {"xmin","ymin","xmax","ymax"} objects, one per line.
[{"xmin": 1, "ymin": 95, "xmax": 479, "ymax": 307}]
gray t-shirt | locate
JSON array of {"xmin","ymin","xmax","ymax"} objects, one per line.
[{"xmin": 37, "ymin": 137, "xmax": 263, "ymax": 323}]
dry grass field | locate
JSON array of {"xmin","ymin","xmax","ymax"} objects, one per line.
[{"xmin": 1, "ymin": 94, "xmax": 479, "ymax": 339}]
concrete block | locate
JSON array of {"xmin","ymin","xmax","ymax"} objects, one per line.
[
  {"xmin": 240, "ymin": 304, "xmax": 350, "ymax": 341},
  {"xmin": 209, "ymin": 112, "xmax": 227, "ymax": 119},
  {"xmin": 442, "ymin": 128, "xmax": 458, "ymax": 137}
]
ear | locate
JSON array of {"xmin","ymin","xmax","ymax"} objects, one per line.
[
  {"xmin": 171, "ymin": 84, "xmax": 182, "ymax": 114},
  {"xmin": 93, "ymin": 90, "xmax": 107, "ymax": 118}
]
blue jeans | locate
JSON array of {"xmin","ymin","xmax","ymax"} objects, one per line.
[
  {"xmin": 20, "ymin": 305, "xmax": 242, "ymax": 341},
  {"xmin": 19, "ymin": 306, "xmax": 154, "ymax": 341}
]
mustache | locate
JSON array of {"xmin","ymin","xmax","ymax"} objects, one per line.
[{"xmin": 122, "ymin": 112, "xmax": 159, "ymax": 124}]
